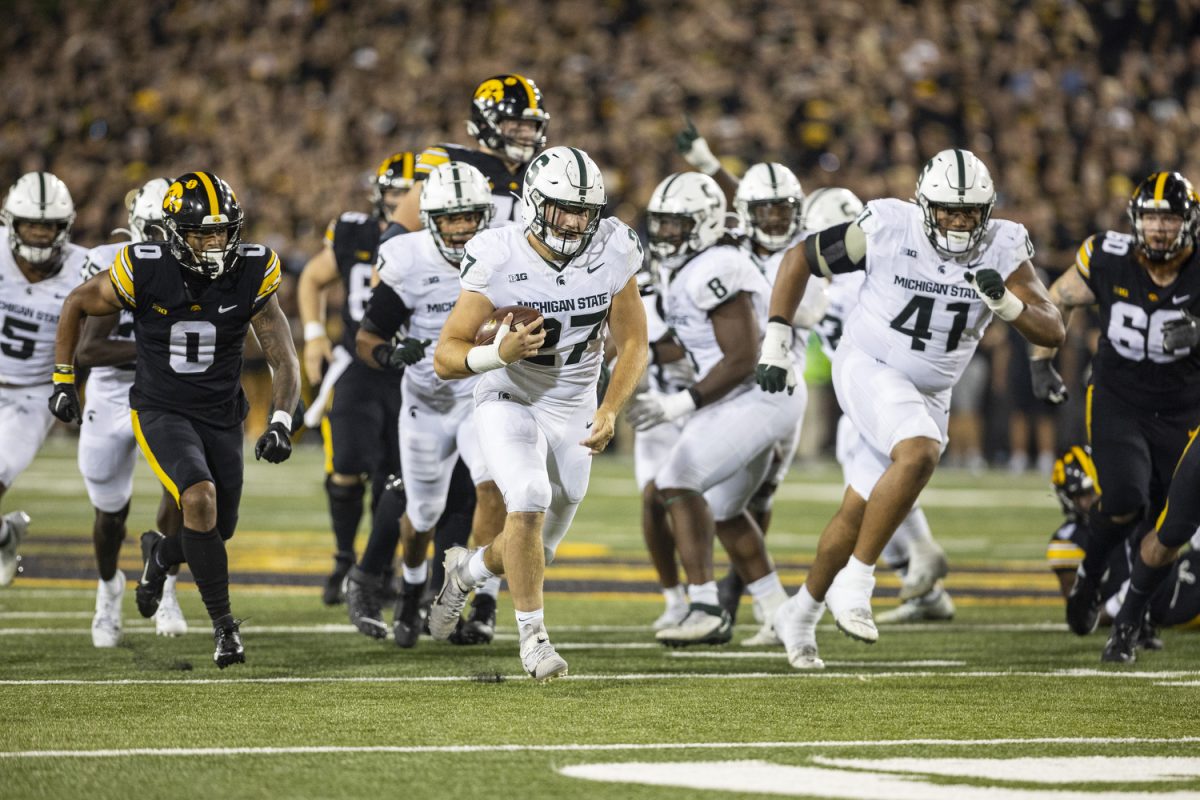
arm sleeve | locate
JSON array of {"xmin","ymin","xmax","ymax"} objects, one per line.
[
  {"xmin": 803, "ymin": 222, "xmax": 867, "ymax": 279},
  {"xmin": 361, "ymin": 282, "xmax": 412, "ymax": 340}
]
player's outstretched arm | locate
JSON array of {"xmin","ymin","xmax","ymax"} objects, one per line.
[
  {"xmin": 50, "ymin": 272, "xmax": 124, "ymax": 423},
  {"xmin": 297, "ymin": 245, "xmax": 339, "ymax": 385},
  {"xmin": 252, "ymin": 295, "xmax": 302, "ymax": 426},
  {"xmin": 76, "ymin": 313, "xmax": 135, "ymax": 368},
  {"xmin": 583, "ymin": 278, "xmax": 648, "ymax": 455},
  {"xmin": 1029, "ymin": 266, "xmax": 1093, "ymax": 360},
  {"xmin": 1000, "ymin": 262, "xmax": 1066, "ymax": 348},
  {"xmin": 433, "ymin": 290, "xmax": 545, "ymax": 380}
]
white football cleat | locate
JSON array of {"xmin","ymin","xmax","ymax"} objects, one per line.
[
  {"xmin": 826, "ymin": 565, "xmax": 878, "ymax": 644},
  {"xmin": 741, "ymin": 590, "xmax": 788, "ymax": 647},
  {"xmin": 655, "ymin": 605, "xmax": 732, "ymax": 647},
  {"xmin": 428, "ymin": 547, "xmax": 479, "ymax": 641},
  {"xmin": 519, "ymin": 624, "xmax": 568, "ymax": 681},
  {"xmin": 154, "ymin": 584, "xmax": 188, "ymax": 637},
  {"xmin": 773, "ymin": 598, "xmax": 825, "ymax": 670},
  {"xmin": 899, "ymin": 550, "xmax": 949, "ymax": 601},
  {"xmin": 652, "ymin": 603, "xmax": 689, "ymax": 631},
  {"xmin": 877, "ymin": 583, "xmax": 956, "ymax": 624},
  {"xmin": 91, "ymin": 577, "xmax": 124, "ymax": 648},
  {"xmin": 0, "ymin": 511, "xmax": 30, "ymax": 587}
]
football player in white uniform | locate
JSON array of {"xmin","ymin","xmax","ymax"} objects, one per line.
[
  {"xmin": 76, "ymin": 178, "xmax": 188, "ymax": 646},
  {"xmin": 352, "ymin": 161, "xmax": 501, "ymax": 647},
  {"xmin": 631, "ymin": 261, "xmax": 697, "ymax": 631},
  {"xmin": 431, "ymin": 146, "xmax": 648, "ymax": 680},
  {"xmin": 630, "ymin": 172, "xmax": 801, "ymax": 647},
  {"xmin": 759, "ymin": 149, "xmax": 1064, "ymax": 668},
  {"xmin": 0, "ymin": 172, "xmax": 85, "ymax": 587},
  {"xmin": 804, "ymin": 187, "xmax": 956, "ymax": 625}
]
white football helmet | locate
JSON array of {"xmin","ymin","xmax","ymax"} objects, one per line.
[
  {"xmin": 420, "ymin": 161, "xmax": 495, "ymax": 264},
  {"xmin": 801, "ymin": 187, "xmax": 864, "ymax": 232},
  {"xmin": 128, "ymin": 178, "xmax": 171, "ymax": 243},
  {"xmin": 2, "ymin": 171, "xmax": 75, "ymax": 270},
  {"xmin": 734, "ymin": 162, "xmax": 803, "ymax": 252},
  {"xmin": 916, "ymin": 148, "xmax": 995, "ymax": 257},
  {"xmin": 521, "ymin": 145, "xmax": 606, "ymax": 260},
  {"xmin": 646, "ymin": 172, "xmax": 726, "ymax": 270}
]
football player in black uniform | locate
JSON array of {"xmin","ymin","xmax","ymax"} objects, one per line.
[
  {"xmin": 299, "ymin": 152, "xmax": 413, "ymax": 604},
  {"xmin": 1031, "ymin": 171, "xmax": 1200, "ymax": 639},
  {"xmin": 393, "ymin": 73, "xmax": 550, "ymax": 231},
  {"xmin": 1046, "ymin": 444, "xmax": 1200, "ymax": 660},
  {"xmin": 50, "ymin": 172, "xmax": 300, "ymax": 669}
]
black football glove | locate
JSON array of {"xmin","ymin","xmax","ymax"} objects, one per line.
[
  {"xmin": 966, "ymin": 268, "xmax": 1006, "ymax": 301},
  {"xmin": 254, "ymin": 421, "xmax": 292, "ymax": 463},
  {"xmin": 674, "ymin": 116, "xmax": 701, "ymax": 156},
  {"xmin": 373, "ymin": 338, "xmax": 431, "ymax": 370},
  {"xmin": 48, "ymin": 383, "xmax": 82, "ymax": 424},
  {"xmin": 1162, "ymin": 311, "xmax": 1200, "ymax": 352},
  {"xmin": 1030, "ymin": 358, "xmax": 1068, "ymax": 405}
]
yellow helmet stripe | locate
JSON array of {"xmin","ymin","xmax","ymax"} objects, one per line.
[
  {"xmin": 403, "ymin": 151, "xmax": 414, "ymax": 180},
  {"xmin": 513, "ymin": 74, "xmax": 538, "ymax": 110},
  {"xmin": 195, "ymin": 172, "xmax": 221, "ymax": 217},
  {"xmin": 1154, "ymin": 171, "xmax": 1169, "ymax": 204}
]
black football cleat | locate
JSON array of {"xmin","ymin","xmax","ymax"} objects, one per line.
[
  {"xmin": 392, "ymin": 581, "xmax": 424, "ymax": 649},
  {"xmin": 450, "ymin": 593, "xmax": 497, "ymax": 646},
  {"xmin": 1137, "ymin": 613, "xmax": 1164, "ymax": 651},
  {"xmin": 135, "ymin": 531, "xmax": 168, "ymax": 619},
  {"xmin": 1065, "ymin": 567, "xmax": 1102, "ymax": 636},
  {"xmin": 1101, "ymin": 622, "xmax": 1138, "ymax": 664},
  {"xmin": 717, "ymin": 570, "xmax": 745, "ymax": 625},
  {"xmin": 213, "ymin": 620, "xmax": 246, "ymax": 669},
  {"xmin": 419, "ymin": 584, "xmax": 435, "ymax": 636},
  {"xmin": 345, "ymin": 566, "xmax": 387, "ymax": 640},
  {"xmin": 322, "ymin": 552, "xmax": 354, "ymax": 606}
]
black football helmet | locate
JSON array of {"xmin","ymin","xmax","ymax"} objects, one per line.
[
  {"xmin": 1051, "ymin": 445, "xmax": 1098, "ymax": 518},
  {"xmin": 162, "ymin": 172, "xmax": 244, "ymax": 279},
  {"xmin": 1128, "ymin": 171, "xmax": 1200, "ymax": 262},
  {"xmin": 372, "ymin": 151, "xmax": 415, "ymax": 219},
  {"xmin": 466, "ymin": 74, "xmax": 549, "ymax": 165}
]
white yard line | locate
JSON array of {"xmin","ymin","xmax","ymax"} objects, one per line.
[
  {"xmin": 0, "ymin": 735, "xmax": 1196, "ymax": 760},
  {"xmin": 3, "ymin": 669, "xmax": 1199, "ymax": 687}
]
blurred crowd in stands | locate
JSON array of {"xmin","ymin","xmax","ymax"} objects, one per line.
[{"xmin": 4, "ymin": 0, "xmax": 1198, "ymax": 464}]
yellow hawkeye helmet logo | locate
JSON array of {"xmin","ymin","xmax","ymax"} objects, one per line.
[
  {"xmin": 475, "ymin": 78, "xmax": 505, "ymax": 103},
  {"xmin": 164, "ymin": 182, "xmax": 184, "ymax": 214}
]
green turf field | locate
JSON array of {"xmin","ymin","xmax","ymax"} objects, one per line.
[{"xmin": 2, "ymin": 438, "xmax": 1198, "ymax": 799}]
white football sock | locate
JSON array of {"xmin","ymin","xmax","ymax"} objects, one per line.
[
  {"xmin": 687, "ymin": 581, "xmax": 719, "ymax": 607},
  {"xmin": 476, "ymin": 575, "xmax": 501, "ymax": 598},
  {"xmin": 466, "ymin": 547, "xmax": 494, "ymax": 584},
  {"xmin": 747, "ymin": 572, "xmax": 785, "ymax": 603},
  {"xmin": 402, "ymin": 561, "xmax": 428, "ymax": 586}
]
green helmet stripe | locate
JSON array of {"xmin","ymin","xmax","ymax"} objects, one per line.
[
  {"xmin": 451, "ymin": 163, "xmax": 462, "ymax": 201},
  {"xmin": 767, "ymin": 162, "xmax": 777, "ymax": 189},
  {"xmin": 38, "ymin": 172, "xmax": 46, "ymax": 210},
  {"xmin": 954, "ymin": 149, "xmax": 966, "ymax": 199},
  {"xmin": 569, "ymin": 147, "xmax": 589, "ymax": 200}
]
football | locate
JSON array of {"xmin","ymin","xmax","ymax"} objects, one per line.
[{"xmin": 475, "ymin": 304, "xmax": 543, "ymax": 346}]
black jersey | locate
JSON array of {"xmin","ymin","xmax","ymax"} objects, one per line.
[
  {"xmin": 1076, "ymin": 230, "xmax": 1200, "ymax": 411},
  {"xmin": 415, "ymin": 143, "xmax": 527, "ymax": 226},
  {"xmin": 325, "ymin": 212, "xmax": 386, "ymax": 354},
  {"xmin": 109, "ymin": 241, "xmax": 281, "ymax": 425}
]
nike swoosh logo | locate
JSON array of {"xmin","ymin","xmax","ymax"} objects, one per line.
[
  {"xmin": 585, "ymin": 262, "xmax": 605, "ymax": 274},
  {"xmin": 218, "ymin": 304, "xmax": 238, "ymax": 313},
  {"xmin": 1173, "ymin": 295, "xmax": 1192, "ymax": 305},
  {"xmin": 586, "ymin": 422, "xmax": 593, "ymax": 429}
]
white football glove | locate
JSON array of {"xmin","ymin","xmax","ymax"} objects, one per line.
[
  {"xmin": 755, "ymin": 320, "xmax": 797, "ymax": 394},
  {"xmin": 627, "ymin": 390, "xmax": 696, "ymax": 431}
]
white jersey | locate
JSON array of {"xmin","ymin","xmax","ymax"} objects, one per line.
[
  {"xmin": 461, "ymin": 217, "xmax": 642, "ymax": 406},
  {"xmin": 844, "ymin": 198, "xmax": 1033, "ymax": 392},
  {"xmin": 79, "ymin": 242, "xmax": 136, "ymax": 402},
  {"xmin": 642, "ymin": 291, "xmax": 695, "ymax": 395},
  {"xmin": 378, "ymin": 228, "xmax": 477, "ymax": 410},
  {"xmin": 0, "ymin": 227, "xmax": 86, "ymax": 385},
  {"xmin": 662, "ymin": 244, "xmax": 769, "ymax": 383}
]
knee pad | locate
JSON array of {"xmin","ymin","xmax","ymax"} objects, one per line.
[
  {"xmin": 504, "ymin": 475, "xmax": 551, "ymax": 513},
  {"xmin": 326, "ymin": 475, "xmax": 366, "ymax": 504}
]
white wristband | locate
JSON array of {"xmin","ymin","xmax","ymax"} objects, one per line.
[
  {"xmin": 466, "ymin": 342, "xmax": 511, "ymax": 374},
  {"xmin": 988, "ymin": 290, "xmax": 1025, "ymax": 322},
  {"xmin": 762, "ymin": 320, "xmax": 794, "ymax": 360},
  {"xmin": 684, "ymin": 137, "xmax": 721, "ymax": 176},
  {"xmin": 303, "ymin": 322, "xmax": 326, "ymax": 342},
  {"xmin": 271, "ymin": 410, "xmax": 293, "ymax": 431}
]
